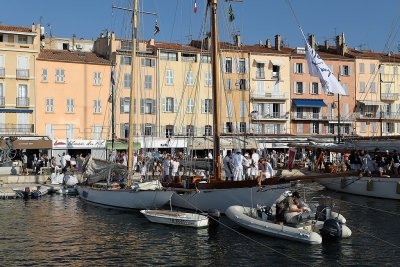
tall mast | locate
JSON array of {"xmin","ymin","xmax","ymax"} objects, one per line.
[
  {"xmin": 210, "ymin": 0, "xmax": 221, "ymax": 179},
  {"xmin": 127, "ymin": 0, "xmax": 138, "ymax": 177}
]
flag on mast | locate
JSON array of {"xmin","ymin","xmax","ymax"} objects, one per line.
[
  {"xmin": 228, "ymin": 4, "xmax": 235, "ymax": 22},
  {"xmin": 305, "ymin": 42, "xmax": 346, "ymax": 95},
  {"xmin": 194, "ymin": 0, "xmax": 198, "ymax": 13},
  {"xmin": 154, "ymin": 19, "xmax": 160, "ymax": 35}
]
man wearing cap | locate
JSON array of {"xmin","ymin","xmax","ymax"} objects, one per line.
[
  {"xmin": 276, "ymin": 191, "xmax": 307, "ymax": 224},
  {"xmin": 232, "ymin": 149, "xmax": 245, "ymax": 181},
  {"xmin": 242, "ymin": 153, "xmax": 251, "ymax": 180}
]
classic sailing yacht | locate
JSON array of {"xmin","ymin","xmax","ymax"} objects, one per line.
[{"xmin": 76, "ymin": 0, "xmax": 173, "ymax": 209}]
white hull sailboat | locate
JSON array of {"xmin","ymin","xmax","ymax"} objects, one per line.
[
  {"xmin": 140, "ymin": 209, "xmax": 209, "ymax": 228},
  {"xmin": 317, "ymin": 176, "xmax": 400, "ymax": 200}
]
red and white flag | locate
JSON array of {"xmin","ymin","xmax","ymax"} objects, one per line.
[{"xmin": 194, "ymin": 0, "xmax": 198, "ymax": 13}]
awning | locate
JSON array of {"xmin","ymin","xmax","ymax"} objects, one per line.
[
  {"xmin": 270, "ymin": 60, "xmax": 282, "ymax": 66},
  {"xmin": 12, "ymin": 140, "xmax": 53, "ymax": 149},
  {"xmin": 292, "ymin": 99, "xmax": 327, "ymax": 107},
  {"xmin": 254, "ymin": 59, "xmax": 268, "ymax": 64},
  {"xmin": 357, "ymin": 100, "xmax": 385, "ymax": 106},
  {"xmin": 0, "ymin": 109, "xmax": 33, "ymax": 113}
]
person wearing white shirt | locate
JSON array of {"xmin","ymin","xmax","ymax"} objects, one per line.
[
  {"xmin": 251, "ymin": 149, "xmax": 260, "ymax": 180},
  {"xmin": 242, "ymin": 153, "xmax": 251, "ymax": 180},
  {"xmin": 257, "ymin": 158, "xmax": 274, "ymax": 190},
  {"xmin": 232, "ymin": 150, "xmax": 245, "ymax": 181}
]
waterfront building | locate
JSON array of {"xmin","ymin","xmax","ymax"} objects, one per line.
[{"xmin": 0, "ymin": 24, "xmax": 42, "ymax": 136}]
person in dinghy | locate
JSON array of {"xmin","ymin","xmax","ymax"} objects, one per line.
[{"xmin": 275, "ymin": 191, "xmax": 310, "ymax": 225}]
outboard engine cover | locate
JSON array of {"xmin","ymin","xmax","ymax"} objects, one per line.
[
  {"xmin": 315, "ymin": 205, "xmax": 331, "ymax": 221},
  {"xmin": 320, "ymin": 218, "xmax": 342, "ymax": 240},
  {"xmin": 207, "ymin": 209, "xmax": 220, "ymax": 227}
]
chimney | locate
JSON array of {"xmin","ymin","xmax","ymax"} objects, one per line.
[
  {"xmin": 259, "ymin": 40, "xmax": 263, "ymax": 46},
  {"xmin": 234, "ymin": 34, "xmax": 241, "ymax": 47},
  {"xmin": 308, "ymin": 34, "xmax": 316, "ymax": 50},
  {"xmin": 205, "ymin": 36, "xmax": 211, "ymax": 50},
  {"xmin": 275, "ymin": 34, "xmax": 281, "ymax": 51},
  {"xmin": 342, "ymin": 43, "xmax": 348, "ymax": 56},
  {"xmin": 324, "ymin": 39, "xmax": 330, "ymax": 50},
  {"xmin": 266, "ymin": 39, "xmax": 271, "ymax": 48},
  {"xmin": 336, "ymin": 35, "xmax": 343, "ymax": 54},
  {"xmin": 149, "ymin": 38, "xmax": 155, "ymax": 46}
]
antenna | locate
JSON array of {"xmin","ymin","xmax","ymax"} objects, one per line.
[{"xmin": 356, "ymin": 43, "xmax": 366, "ymax": 50}]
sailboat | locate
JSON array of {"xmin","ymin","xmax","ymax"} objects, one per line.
[{"xmin": 76, "ymin": 0, "xmax": 173, "ymax": 209}]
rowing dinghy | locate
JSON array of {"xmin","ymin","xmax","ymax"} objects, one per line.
[{"xmin": 140, "ymin": 209, "xmax": 209, "ymax": 228}]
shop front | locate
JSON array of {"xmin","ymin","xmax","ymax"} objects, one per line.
[{"xmin": 52, "ymin": 139, "xmax": 107, "ymax": 162}]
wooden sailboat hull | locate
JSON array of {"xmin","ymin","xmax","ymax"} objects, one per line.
[
  {"xmin": 171, "ymin": 182, "xmax": 291, "ymax": 213},
  {"xmin": 317, "ymin": 176, "xmax": 400, "ymax": 200},
  {"xmin": 77, "ymin": 186, "xmax": 173, "ymax": 209}
]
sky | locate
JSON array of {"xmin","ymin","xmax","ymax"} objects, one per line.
[{"xmin": 2, "ymin": 0, "xmax": 400, "ymax": 53}]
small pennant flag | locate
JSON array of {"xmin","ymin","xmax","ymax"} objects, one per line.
[
  {"xmin": 154, "ymin": 19, "xmax": 160, "ymax": 35},
  {"xmin": 228, "ymin": 4, "xmax": 235, "ymax": 22},
  {"xmin": 110, "ymin": 67, "xmax": 116, "ymax": 86},
  {"xmin": 194, "ymin": 0, "xmax": 198, "ymax": 13}
]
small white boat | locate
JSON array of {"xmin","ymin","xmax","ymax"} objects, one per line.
[
  {"xmin": 317, "ymin": 176, "xmax": 400, "ymax": 200},
  {"xmin": 140, "ymin": 209, "xmax": 209, "ymax": 228},
  {"xmin": 226, "ymin": 193, "xmax": 351, "ymax": 245}
]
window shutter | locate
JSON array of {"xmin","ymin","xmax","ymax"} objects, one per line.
[
  {"xmin": 293, "ymin": 63, "xmax": 297, "ymax": 73},
  {"xmin": 245, "ymin": 58, "xmax": 249, "ymax": 74},
  {"xmin": 233, "ymin": 58, "xmax": 238, "ymax": 73},
  {"xmin": 140, "ymin": 99, "xmax": 144, "ymax": 114},
  {"xmin": 293, "ymin": 82, "xmax": 297, "ymax": 93},
  {"xmin": 134, "ymin": 99, "xmax": 136, "ymax": 114},
  {"xmin": 245, "ymin": 80, "xmax": 250, "ymax": 90},
  {"xmin": 319, "ymin": 123, "xmax": 322, "ymax": 134},
  {"xmin": 174, "ymin": 99, "xmax": 178, "ymax": 113},
  {"xmin": 349, "ymin": 66, "xmax": 352, "ymax": 75},
  {"xmin": 309, "ymin": 82, "xmax": 312, "ymax": 94},
  {"xmin": 280, "ymin": 103, "xmax": 284, "ymax": 118},
  {"xmin": 302, "ymin": 82, "xmax": 306, "ymax": 93},
  {"xmin": 310, "ymin": 123, "xmax": 313, "ymax": 134},
  {"xmin": 162, "ymin": 98, "xmax": 166, "ymax": 112},
  {"xmin": 303, "ymin": 63, "xmax": 307, "ymax": 74},
  {"xmin": 318, "ymin": 83, "xmax": 321, "ymax": 94},
  {"xmin": 223, "ymin": 58, "xmax": 226, "ymax": 73},
  {"xmin": 120, "ymin": 98, "xmax": 124, "ymax": 113},
  {"xmin": 201, "ymin": 99, "xmax": 205, "ymax": 113},
  {"xmin": 236, "ymin": 79, "xmax": 240, "ymax": 90},
  {"xmin": 152, "ymin": 100, "xmax": 156, "ymax": 114},
  {"xmin": 340, "ymin": 66, "xmax": 344, "ymax": 75}
]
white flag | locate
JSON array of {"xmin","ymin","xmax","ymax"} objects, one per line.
[{"xmin": 305, "ymin": 43, "xmax": 346, "ymax": 95}]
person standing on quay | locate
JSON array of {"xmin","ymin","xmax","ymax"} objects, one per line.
[
  {"xmin": 223, "ymin": 150, "xmax": 233, "ymax": 181},
  {"xmin": 232, "ymin": 149, "xmax": 244, "ymax": 181}
]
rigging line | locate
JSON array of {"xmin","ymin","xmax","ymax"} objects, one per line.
[{"xmin": 170, "ymin": 192, "xmax": 312, "ymax": 267}]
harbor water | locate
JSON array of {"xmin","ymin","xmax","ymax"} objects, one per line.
[{"xmin": 0, "ymin": 186, "xmax": 399, "ymax": 266}]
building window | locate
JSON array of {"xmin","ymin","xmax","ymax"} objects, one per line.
[
  {"xmin": 296, "ymin": 107, "xmax": 304, "ymax": 118},
  {"xmin": 185, "ymin": 70, "xmax": 194, "ymax": 85},
  {"xmin": 141, "ymin": 99, "xmax": 156, "ymax": 114},
  {"xmin": 56, "ymin": 69, "xmax": 65, "ymax": 83},
  {"xmin": 187, "ymin": 98, "xmax": 194, "ymax": 113},
  {"xmin": 360, "ymin": 122, "xmax": 366, "ymax": 132},
  {"xmin": 66, "ymin": 124, "xmax": 74, "ymax": 139},
  {"xmin": 163, "ymin": 97, "xmax": 175, "ymax": 113},
  {"xmin": 225, "ymin": 122, "xmax": 233, "ymax": 133},
  {"xmin": 66, "ymin": 98, "xmax": 75, "ymax": 113},
  {"xmin": 46, "ymin": 98, "xmax": 54, "ymax": 112},
  {"xmin": 202, "ymin": 99, "xmax": 212, "ymax": 113},
  {"xmin": 272, "ymin": 64, "xmax": 280, "ymax": 78},
  {"xmin": 297, "ymin": 123, "xmax": 303, "ymax": 134},
  {"xmin": 124, "ymin": 73, "xmax": 132, "ymax": 88},
  {"xmin": 295, "ymin": 82, "xmax": 304, "ymax": 94},
  {"xmin": 370, "ymin": 82, "xmax": 376, "ymax": 93},
  {"xmin": 394, "ymin": 66, "xmax": 398, "ymax": 75},
  {"xmin": 359, "ymin": 63, "xmax": 365, "ymax": 74},
  {"xmin": 240, "ymin": 101, "xmax": 246, "ymax": 118},
  {"xmin": 370, "ymin": 64, "xmax": 375, "ymax": 74},
  {"xmin": 165, "ymin": 69, "xmax": 174, "ymax": 85},
  {"xmin": 62, "ymin": 43, "xmax": 69, "ymax": 50},
  {"xmin": 226, "ymin": 100, "xmax": 232, "ymax": 118},
  {"xmin": 359, "ymin": 81, "xmax": 365, "ymax": 93},
  {"xmin": 93, "ymin": 72, "xmax": 101, "ymax": 85},
  {"xmin": 239, "ymin": 122, "xmax": 246, "ymax": 133},
  {"xmin": 186, "ymin": 125, "xmax": 194, "ymax": 136},
  {"xmin": 121, "ymin": 56, "xmax": 131, "ymax": 65},
  {"xmin": 204, "ymin": 125, "xmax": 212, "ymax": 136},
  {"xmin": 295, "ymin": 63, "xmax": 303, "ymax": 74},
  {"xmin": 165, "ymin": 125, "xmax": 174, "ymax": 137},
  {"xmin": 41, "ymin": 68, "xmax": 48, "ymax": 82},
  {"xmin": 312, "ymin": 122, "xmax": 319, "ymax": 134},
  {"xmin": 120, "ymin": 97, "xmax": 130, "ymax": 113},
  {"xmin": 93, "ymin": 99, "xmax": 101, "ymax": 113},
  {"xmin": 238, "ymin": 79, "xmax": 247, "ymax": 90},
  {"xmin": 144, "ymin": 75, "xmax": 152, "ymax": 89},
  {"xmin": 181, "ymin": 53, "xmax": 196, "ymax": 62},
  {"xmin": 256, "ymin": 63, "xmax": 265, "ymax": 79},
  {"xmin": 311, "ymin": 82, "xmax": 319, "ymax": 94},
  {"xmin": 225, "ymin": 78, "xmax": 232, "ymax": 91},
  {"xmin": 144, "ymin": 124, "xmax": 153, "ymax": 136},
  {"xmin": 342, "ymin": 84, "xmax": 349, "ymax": 95},
  {"xmin": 141, "ymin": 58, "xmax": 155, "ymax": 67},
  {"xmin": 340, "ymin": 65, "xmax": 351, "ymax": 76},
  {"xmin": 17, "ymin": 36, "xmax": 28, "ymax": 44},
  {"xmin": 205, "ymin": 72, "xmax": 212, "ymax": 87},
  {"xmin": 120, "ymin": 123, "xmax": 129, "ymax": 138},
  {"xmin": 92, "ymin": 125, "xmax": 102, "ymax": 139},
  {"xmin": 225, "ymin": 58, "xmax": 232, "ymax": 73},
  {"xmin": 160, "ymin": 52, "xmax": 178, "ymax": 61},
  {"xmin": 201, "ymin": 55, "xmax": 211, "ymax": 63},
  {"xmin": 238, "ymin": 58, "xmax": 246, "ymax": 74}
]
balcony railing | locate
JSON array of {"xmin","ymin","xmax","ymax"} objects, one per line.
[
  {"xmin": 0, "ymin": 123, "xmax": 34, "ymax": 134},
  {"xmin": 119, "ymin": 40, "xmax": 133, "ymax": 51},
  {"xmin": 0, "ymin": 96, "xmax": 4, "ymax": 107},
  {"xmin": 16, "ymin": 69, "xmax": 29, "ymax": 79},
  {"xmin": 251, "ymin": 112, "xmax": 288, "ymax": 120},
  {"xmin": 255, "ymin": 70, "xmax": 265, "ymax": 79},
  {"xmin": 0, "ymin": 68, "xmax": 5, "ymax": 78},
  {"xmin": 355, "ymin": 112, "xmax": 400, "ymax": 120},
  {"xmin": 292, "ymin": 112, "xmax": 324, "ymax": 120},
  {"xmin": 250, "ymin": 91, "xmax": 288, "ymax": 100},
  {"xmin": 16, "ymin": 97, "xmax": 30, "ymax": 107},
  {"xmin": 381, "ymin": 93, "xmax": 399, "ymax": 101}
]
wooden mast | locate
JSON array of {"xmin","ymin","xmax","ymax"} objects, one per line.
[
  {"xmin": 210, "ymin": 0, "xmax": 221, "ymax": 180},
  {"xmin": 127, "ymin": 0, "xmax": 138, "ymax": 179}
]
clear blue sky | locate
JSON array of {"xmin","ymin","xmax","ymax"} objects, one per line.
[{"xmin": 2, "ymin": 0, "xmax": 400, "ymax": 53}]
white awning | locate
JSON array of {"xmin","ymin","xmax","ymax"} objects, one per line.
[
  {"xmin": 270, "ymin": 60, "xmax": 283, "ymax": 66},
  {"xmin": 357, "ymin": 100, "xmax": 385, "ymax": 106},
  {"xmin": 254, "ymin": 59, "xmax": 268, "ymax": 64}
]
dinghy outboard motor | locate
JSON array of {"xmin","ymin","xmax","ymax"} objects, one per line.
[
  {"xmin": 207, "ymin": 209, "xmax": 220, "ymax": 227},
  {"xmin": 23, "ymin": 187, "xmax": 30, "ymax": 199},
  {"xmin": 320, "ymin": 218, "xmax": 343, "ymax": 240},
  {"xmin": 315, "ymin": 205, "xmax": 331, "ymax": 221}
]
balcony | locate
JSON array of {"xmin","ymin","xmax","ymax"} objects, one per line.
[
  {"xmin": 250, "ymin": 91, "xmax": 288, "ymax": 100},
  {"xmin": 381, "ymin": 93, "xmax": 399, "ymax": 101},
  {"xmin": 251, "ymin": 112, "xmax": 288, "ymax": 121},
  {"xmin": 16, "ymin": 69, "xmax": 29, "ymax": 79},
  {"xmin": 0, "ymin": 68, "xmax": 5, "ymax": 78},
  {"xmin": 292, "ymin": 112, "xmax": 325, "ymax": 120},
  {"xmin": 16, "ymin": 97, "xmax": 30, "ymax": 107},
  {"xmin": 0, "ymin": 96, "xmax": 4, "ymax": 107},
  {"xmin": 255, "ymin": 70, "xmax": 265, "ymax": 79},
  {"xmin": 0, "ymin": 123, "xmax": 34, "ymax": 134}
]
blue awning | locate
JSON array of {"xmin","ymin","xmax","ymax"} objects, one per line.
[
  {"xmin": 292, "ymin": 99, "xmax": 327, "ymax": 107},
  {"xmin": 0, "ymin": 109, "xmax": 33, "ymax": 113}
]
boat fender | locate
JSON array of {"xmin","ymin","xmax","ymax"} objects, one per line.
[
  {"xmin": 320, "ymin": 219, "xmax": 342, "ymax": 240},
  {"xmin": 396, "ymin": 181, "xmax": 400, "ymax": 194},
  {"xmin": 367, "ymin": 179, "xmax": 373, "ymax": 191},
  {"xmin": 207, "ymin": 209, "xmax": 220, "ymax": 227},
  {"xmin": 315, "ymin": 205, "xmax": 331, "ymax": 221}
]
